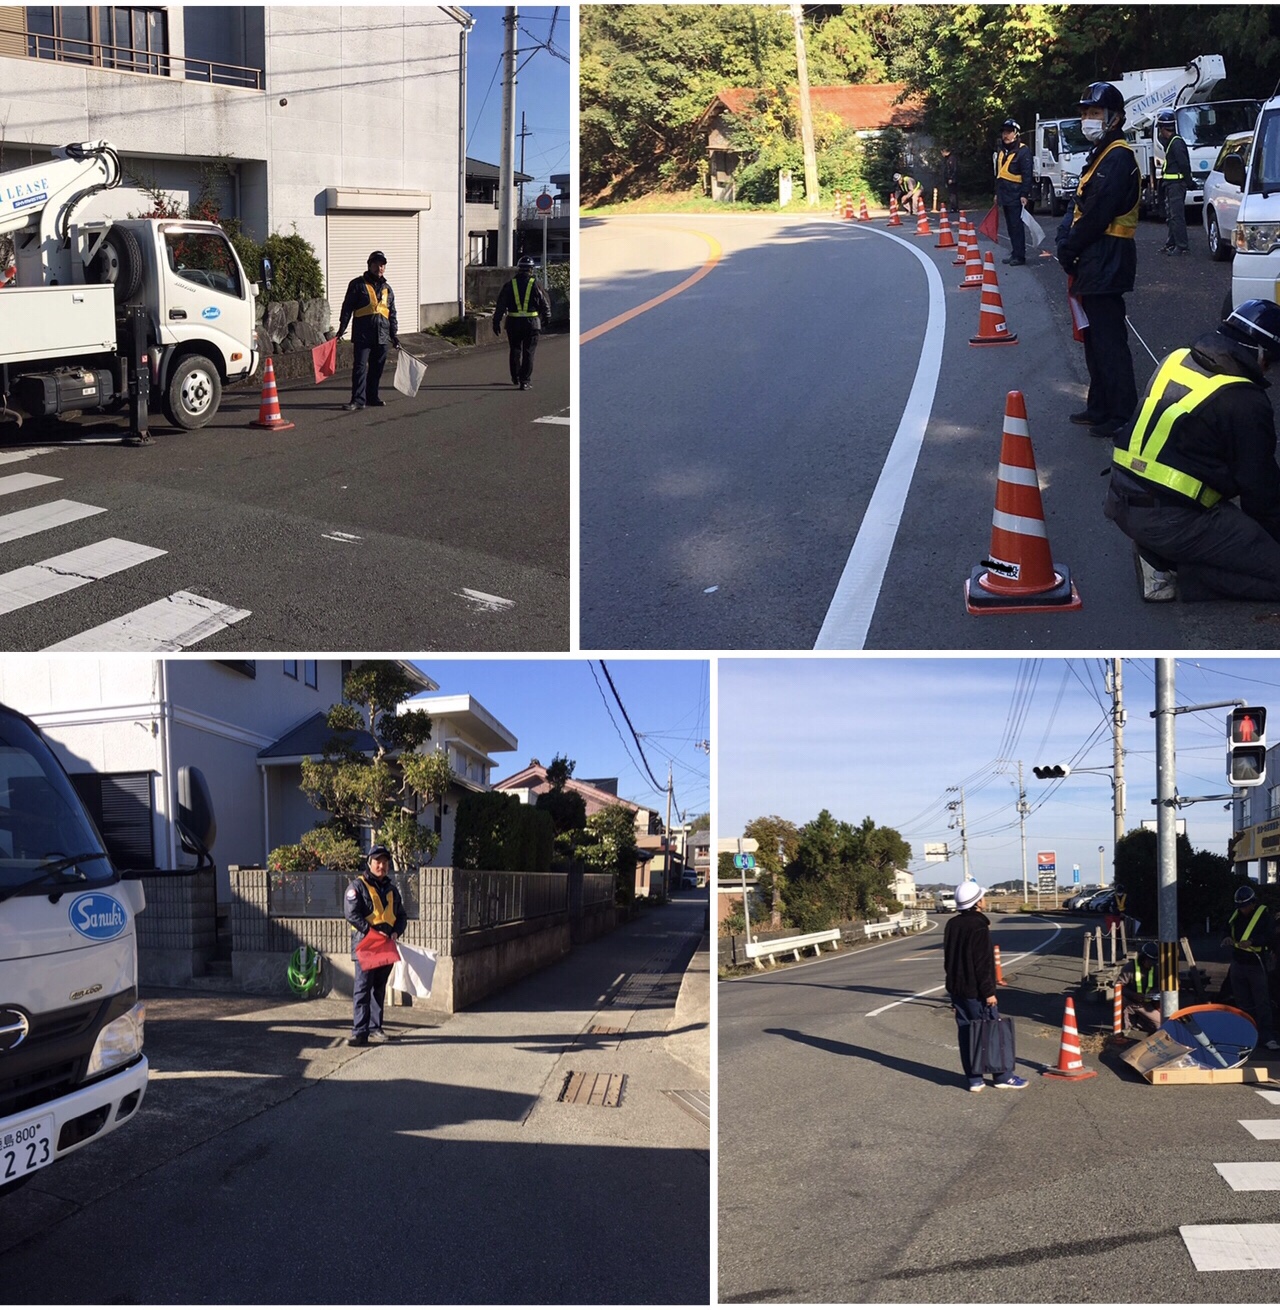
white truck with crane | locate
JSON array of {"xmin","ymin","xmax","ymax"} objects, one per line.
[
  {"xmin": 1032, "ymin": 56, "xmax": 1259, "ymax": 220},
  {"xmin": 0, "ymin": 700, "xmax": 217, "ymax": 1195},
  {"xmin": 0, "ymin": 141, "xmax": 260, "ymax": 441}
]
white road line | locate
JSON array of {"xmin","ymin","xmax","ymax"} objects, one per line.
[
  {"xmin": 0, "ymin": 539, "xmax": 165, "ymax": 615},
  {"xmin": 1256, "ymin": 1089, "xmax": 1280, "ymax": 1105},
  {"xmin": 865, "ymin": 921, "xmax": 1064, "ymax": 1018},
  {"xmin": 45, "ymin": 590, "xmax": 250, "ymax": 651},
  {"xmin": 457, "ymin": 587, "xmax": 514, "ymax": 613},
  {"xmin": 814, "ymin": 228, "xmax": 946, "ymax": 649},
  {"xmin": 1239, "ymin": 1120, "xmax": 1280, "ymax": 1140},
  {"xmin": 0, "ymin": 500, "xmax": 105, "ymax": 543},
  {"xmin": 0, "ymin": 472, "xmax": 60, "ymax": 497},
  {"xmin": 1181, "ymin": 1224, "xmax": 1280, "ymax": 1270},
  {"xmin": 1214, "ymin": 1163, "xmax": 1280, "ymax": 1191},
  {"xmin": 534, "ymin": 415, "xmax": 570, "ymax": 426},
  {"xmin": 322, "ymin": 531, "xmax": 363, "ymax": 543},
  {"xmin": 0, "ymin": 448, "xmax": 56, "ymax": 465}
]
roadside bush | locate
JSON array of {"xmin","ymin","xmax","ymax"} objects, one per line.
[
  {"xmin": 262, "ymin": 231, "xmax": 324, "ymax": 303},
  {"xmin": 453, "ymin": 790, "xmax": 553, "ymax": 871},
  {"xmin": 266, "ymin": 825, "xmax": 364, "ymax": 873}
]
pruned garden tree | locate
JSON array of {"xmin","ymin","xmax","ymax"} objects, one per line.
[
  {"xmin": 578, "ymin": 801, "xmax": 643, "ymax": 908},
  {"xmin": 744, "ymin": 814, "xmax": 800, "ymax": 928},
  {"xmin": 535, "ymin": 753, "xmax": 589, "ymax": 860}
]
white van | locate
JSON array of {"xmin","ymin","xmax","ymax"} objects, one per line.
[
  {"xmin": 0, "ymin": 702, "xmax": 215, "ymax": 1194},
  {"xmin": 1223, "ymin": 96, "xmax": 1280, "ymax": 309}
]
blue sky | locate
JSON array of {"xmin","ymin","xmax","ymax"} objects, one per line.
[
  {"xmin": 465, "ymin": 6, "xmax": 570, "ymax": 197},
  {"xmin": 719, "ymin": 657, "xmax": 1280, "ymax": 889},
  {"xmin": 409, "ymin": 659, "xmax": 711, "ymax": 826}
]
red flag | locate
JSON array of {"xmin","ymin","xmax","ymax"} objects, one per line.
[
  {"xmin": 1067, "ymin": 275, "xmax": 1088, "ymax": 343},
  {"xmin": 355, "ymin": 929, "xmax": 400, "ymax": 969},
  {"xmin": 977, "ymin": 205, "xmax": 1000, "ymax": 242},
  {"xmin": 311, "ymin": 337, "xmax": 337, "ymax": 384}
]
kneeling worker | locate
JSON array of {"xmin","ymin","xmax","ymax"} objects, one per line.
[{"xmin": 1105, "ymin": 299, "xmax": 1280, "ymax": 602}]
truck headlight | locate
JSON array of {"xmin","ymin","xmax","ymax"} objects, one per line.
[
  {"xmin": 1063, "ymin": 173, "xmax": 1078, "ymax": 188},
  {"xmin": 86, "ymin": 1002, "xmax": 145, "ymax": 1077},
  {"xmin": 1235, "ymin": 222, "xmax": 1280, "ymax": 256}
]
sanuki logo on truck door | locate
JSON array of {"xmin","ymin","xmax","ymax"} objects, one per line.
[{"xmin": 68, "ymin": 892, "xmax": 128, "ymax": 941}]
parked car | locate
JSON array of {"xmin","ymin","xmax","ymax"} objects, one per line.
[
  {"xmin": 1203, "ymin": 130, "xmax": 1253, "ymax": 261},
  {"xmin": 1083, "ymin": 889, "xmax": 1119, "ymax": 913},
  {"xmin": 680, "ymin": 872, "xmax": 699, "ymax": 890}
]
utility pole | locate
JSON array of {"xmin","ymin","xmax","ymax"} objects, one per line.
[
  {"xmin": 1154, "ymin": 659, "xmax": 1179, "ymax": 1020},
  {"xmin": 790, "ymin": 3, "xmax": 820, "ymax": 206},
  {"xmin": 946, "ymin": 787, "xmax": 970, "ymax": 881},
  {"xmin": 664, "ymin": 763, "xmax": 674, "ymax": 900},
  {"xmin": 1016, "ymin": 761, "xmax": 1030, "ymax": 904},
  {"xmin": 517, "ymin": 111, "xmax": 532, "ymax": 223},
  {"xmin": 498, "ymin": 7, "xmax": 518, "ymax": 267},
  {"xmin": 1108, "ymin": 657, "xmax": 1127, "ymax": 866}
]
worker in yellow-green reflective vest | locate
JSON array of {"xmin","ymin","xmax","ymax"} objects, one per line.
[{"xmin": 493, "ymin": 256, "xmax": 551, "ymax": 391}]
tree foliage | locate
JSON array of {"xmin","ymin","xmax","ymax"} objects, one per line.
[
  {"xmin": 578, "ymin": 802, "xmax": 642, "ymax": 906},
  {"xmin": 781, "ymin": 811, "xmax": 910, "ymax": 932},
  {"xmin": 1113, "ymin": 827, "xmax": 1238, "ymax": 935},
  {"xmin": 452, "ymin": 790, "xmax": 553, "ymax": 872}
]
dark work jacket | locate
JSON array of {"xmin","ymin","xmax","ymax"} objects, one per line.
[
  {"xmin": 1112, "ymin": 331, "xmax": 1280, "ymax": 539},
  {"xmin": 337, "ymin": 273, "xmax": 398, "ymax": 347},
  {"xmin": 1056, "ymin": 129, "xmax": 1140, "ymax": 296},
  {"xmin": 1229, "ymin": 902, "xmax": 1275, "ymax": 965},
  {"xmin": 344, "ymin": 872, "xmax": 407, "ymax": 957},
  {"xmin": 494, "ymin": 274, "xmax": 551, "ymax": 332},
  {"xmin": 994, "ymin": 142, "xmax": 1033, "ymax": 206},
  {"xmin": 943, "ymin": 909, "xmax": 997, "ymax": 1000},
  {"xmin": 942, "ymin": 155, "xmax": 959, "ymax": 188},
  {"xmin": 1162, "ymin": 134, "xmax": 1192, "ymax": 185}
]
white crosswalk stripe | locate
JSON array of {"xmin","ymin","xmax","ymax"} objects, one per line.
[
  {"xmin": 1240, "ymin": 1119, "xmax": 1280, "ymax": 1140},
  {"xmin": 1214, "ymin": 1162, "xmax": 1280, "ymax": 1190},
  {"xmin": 0, "ymin": 472, "xmax": 60, "ymax": 497},
  {"xmin": 0, "ymin": 539, "xmax": 165, "ymax": 616},
  {"xmin": 1181, "ymin": 1224, "xmax": 1280, "ymax": 1270},
  {"xmin": 1255, "ymin": 1089, "xmax": 1280, "ymax": 1105},
  {"xmin": 45, "ymin": 591, "xmax": 251, "ymax": 651},
  {"xmin": 0, "ymin": 499, "xmax": 105, "ymax": 542}
]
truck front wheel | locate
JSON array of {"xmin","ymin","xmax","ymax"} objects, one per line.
[{"xmin": 162, "ymin": 353, "xmax": 222, "ymax": 430}]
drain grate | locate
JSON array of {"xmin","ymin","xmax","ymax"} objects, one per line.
[
  {"xmin": 559, "ymin": 1071, "xmax": 626, "ymax": 1107},
  {"xmin": 664, "ymin": 1088, "xmax": 710, "ymax": 1130},
  {"xmin": 588, "ymin": 1026, "xmax": 624, "ymax": 1035}
]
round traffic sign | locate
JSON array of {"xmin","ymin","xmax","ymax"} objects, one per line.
[{"xmin": 535, "ymin": 192, "xmax": 554, "ymax": 213}]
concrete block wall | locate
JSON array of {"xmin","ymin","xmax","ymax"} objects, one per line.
[{"xmin": 136, "ymin": 868, "xmax": 217, "ymax": 985}]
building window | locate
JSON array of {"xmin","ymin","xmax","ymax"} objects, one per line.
[
  {"xmin": 69, "ymin": 771, "xmax": 156, "ymax": 870},
  {"xmin": 26, "ymin": 6, "xmax": 169, "ymax": 74},
  {"xmin": 283, "ymin": 660, "xmax": 298, "ymax": 680},
  {"xmin": 304, "ymin": 660, "xmax": 318, "ymax": 689}
]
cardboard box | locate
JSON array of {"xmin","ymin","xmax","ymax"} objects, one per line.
[{"xmin": 1120, "ymin": 1028, "xmax": 1198, "ymax": 1076}]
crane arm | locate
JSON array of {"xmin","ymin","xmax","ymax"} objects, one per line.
[{"xmin": 0, "ymin": 141, "xmax": 121, "ymax": 245}]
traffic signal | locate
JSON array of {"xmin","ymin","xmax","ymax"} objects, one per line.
[
  {"xmin": 1227, "ymin": 707, "xmax": 1268, "ymax": 787},
  {"xmin": 1033, "ymin": 763, "xmax": 1071, "ymax": 779}
]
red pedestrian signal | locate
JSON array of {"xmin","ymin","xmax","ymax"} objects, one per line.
[{"xmin": 1227, "ymin": 707, "xmax": 1268, "ymax": 787}]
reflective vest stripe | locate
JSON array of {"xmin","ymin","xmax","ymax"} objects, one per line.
[
  {"xmin": 1135, "ymin": 961, "xmax": 1156, "ymax": 993},
  {"xmin": 1163, "ymin": 137, "xmax": 1187, "ymax": 181},
  {"xmin": 995, "ymin": 149, "xmax": 1024, "ymax": 184},
  {"xmin": 1073, "ymin": 138, "xmax": 1139, "ymax": 238},
  {"xmin": 353, "ymin": 284, "xmax": 390, "ymax": 320},
  {"xmin": 1230, "ymin": 904, "xmax": 1267, "ymax": 952},
  {"xmin": 508, "ymin": 278, "xmax": 538, "ymax": 318},
  {"xmin": 359, "ymin": 876, "xmax": 398, "ymax": 927},
  {"xmin": 1113, "ymin": 349, "xmax": 1248, "ymax": 506}
]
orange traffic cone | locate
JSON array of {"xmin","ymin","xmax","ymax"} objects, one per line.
[
  {"xmin": 994, "ymin": 945, "xmax": 1005, "ymax": 985},
  {"xmin": 834, "ymin": 190, "xmax": 843, "ymax": 217},
  {"xmin": 886, "ymin": 193, "xmax": 902, "ymax": 227},
  {"xmin": 965, "ymin": 392, "xmax": 1083, "ymax": 615},
  {"xmin": 248, "ymin": 357, "xmax": 295, "ymax": 431},
  {"xmin": 935, "ymin": 206, "xmax": 957, "ymax": 249},
  {"xmin": 959, "ymin": 227, "xmax": 985, "ymax": 288},
  {"xmin": 970, "ymin": 252, "xmax": 1018, "ymax": 346},
  {"xmin": 954, "ymin": 214, "xmax": 971, "ymax": 265},
  {"xmin": 915, "ymin": 207, "xmax": 932, "ymax": 237},
  {"xmin": 858, "ymin": 195, "xmax": 871, "ymax": 222},
  {"xmin": 1042, "ymin": 996, "xmax": 1098, "ymax": 1080}
]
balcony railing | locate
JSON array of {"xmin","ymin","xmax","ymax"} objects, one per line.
[{"xmin": 17, "ymin": 31, "xmax": 262, "ymax": 88}]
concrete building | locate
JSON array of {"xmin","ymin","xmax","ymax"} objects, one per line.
[
  {"xmin": 465, "ymin": 156, "xmax": 531, "ymax": 266},
  {"xmin": 0, "ymin": 4, "xmax": 474, "ymax": 327}
]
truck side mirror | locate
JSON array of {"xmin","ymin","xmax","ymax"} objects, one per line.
[
  {"xmin": 176, "ymin": 765, "xmax": 217, "ymax": 857},
  {"xmin": 260, "ymin": 256, "xmax": 273, "ymax": 292},
  {"xmin": 1222, "ymin": 154, "xmax": 1246, "ymax": 188}
]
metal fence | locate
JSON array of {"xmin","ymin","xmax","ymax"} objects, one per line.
[
  {"xmin": 582, "ymin": 871, "xmax": 615, "ymax": 909},
  {"xmin": 268, "ymin": 871, "xmax": 420, "ymax": 920},
  {"xmin": 458, "ymin": 871, "xmax": 568, "ymax": 933}
]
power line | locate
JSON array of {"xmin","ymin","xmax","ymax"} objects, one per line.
[{"xmin": 599, "ymin": 661, "xmax": 666, "ymax": 795}]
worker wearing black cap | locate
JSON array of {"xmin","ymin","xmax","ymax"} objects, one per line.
[
  {"xmin": 1223, "ymin": 884, "xmax": 1278, "ymax": 1052},
  {"xmin": 336, "ymin": 250, "xmax": 400, "ymax": 411},
  {"xmin": 1156, "ymin": 110, "xmax": 1191, "ymax": 256},
  {"xmin": 493, "ymin": 256, "xmax": 551, "ymax": 390},
  {"xmin": 994, "ymin": 119, "xmax": 1033, "ymax": 265},
  {"xmin": 344, "ymin": 844, "xmax": 406, "ymax": 1045}
]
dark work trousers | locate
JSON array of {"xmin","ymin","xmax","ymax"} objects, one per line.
[
  {"xmin": 950, "ymin": 995, "xmax": 1013, "ymax": 1082},
  {"xmin": 351, "ymin": 341, "xmax": 388, "ymax": 406},
  {"xmin": 1080, "ymin": 294, "xmax": 1138, "ymax": 426},
  {"xmin": 1164, "ymin": 181, "xmax": 1189, "ymax": 250},
  {"xmin": 1228, "ymin": 957, "xmax": 1275, "ymax": 1044},
  {"xmin": 352, "ymin": 959, "xmax": 394, "ymax": 1036},
  {"xmin": 1105, "ymin": 486, "xmax": 1280, "ymax": 600},
  {"xmin": 1001, "ymin": 201, "xmax": 1026, "ymax": 261},
  {"xmin": 946, "ymin": 182, "xmax": 960, "ymax": 214},
  {"xmin": 505, "ymin": 320, "xmax": 539, "ymax": 384}
]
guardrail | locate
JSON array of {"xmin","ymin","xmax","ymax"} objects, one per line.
[
  {"xmin": 744, "ymin": 928, "xmax": 841, "ymax": 967},
  {"xmin": 859, "ymin": 911, "xmax": 928, "ymax": 941}
]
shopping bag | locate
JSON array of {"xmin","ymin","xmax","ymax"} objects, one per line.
[
  {"xmin": 393, "ymin": 349, "xmax": 427, "ymax": 397},
  {"xmin": 311, "ymin": 337, "xmax": 337, "ymax": 384},
  {"xmin": 977, "ymin": 204, "xmax": 1000, "ymax": 242},
  {"xmin": 1021, "ymin": 207, "xmax": 1045, "ymax": 248},
  {"xmin": 389, "ymin": 941, "xmax": 437, "ymax": 999},
  {"xmin": 967, "ymin": 1005, "xmax": 1016, "ymax": 1075},
  {"xmin": 355, "ymin": 928, "xmax": 400, "ymax": 970}
]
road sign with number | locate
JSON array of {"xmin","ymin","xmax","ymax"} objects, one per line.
[{"xmin": 733, "ymin": 853, "xmax": 755, "ymax": 870}]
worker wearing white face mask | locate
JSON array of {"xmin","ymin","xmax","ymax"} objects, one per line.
[{"xmin": 1056, "ymin": 81, "xmax": 1141, "ymax": 442}]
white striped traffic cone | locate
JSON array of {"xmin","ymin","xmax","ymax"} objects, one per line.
[
  {"xmin": 1042, "ymin": 996, "xmax": 1098, "ymax": 1080},
  {"xmin": 970, "ymin": 252, "xmax": 1018, "ymax": 346},
  {"xmin": 249, "ymin": 357, "xmax": 295, "ymax": 431}
]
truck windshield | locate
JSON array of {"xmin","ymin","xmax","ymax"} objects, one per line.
[
  {"xmin": 162, "ymin": 229, "xmax": 244, "ymax": 299},
  {"xmin": 0, "ymin": 712, "xmax": 113, "ymax": 894},
  {"xmin": 1252, "ymin": 109, "xmax": 1280, "ymax": 196},
  {"xmin": 1178, "ymin": 102, "xmax": 1261, "ymax": 151},
  {"xmin": 1059, "ymin": 120, "xmax": 1089, "ymax": 154}
]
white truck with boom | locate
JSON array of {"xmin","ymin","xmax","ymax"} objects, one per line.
[
  {"xmin": 0, "ymin": 701, "xmax": 216, "ymax": 1194},
  {"xmin": 1032, "ymin": 116, "xmax": 1092, "ymax": 216},
  {"xmin": 0, "ymin": 141, "xmax": 260, "ymax": 441}
]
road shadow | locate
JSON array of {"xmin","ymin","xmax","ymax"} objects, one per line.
[{"xmin": 764, "ymin": 1025, "xmax": 956, "ymax": 1088}]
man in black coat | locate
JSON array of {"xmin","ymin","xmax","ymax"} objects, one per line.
[
  {"xmin": 336, "ymin": 250, "xmax": 400, "ymax": 410},
  {"xmin": 344, "ymin": 844, "xmax": 407, "ymax": 1045},
  {"xmin": 493, "ymin": 256, "xmax": 551, "ymax": 390},
  {"xmin": 1157, "ymin": 110, "xmax": 1192, "ymax": 256},
  {"xmin": 1105, "ymin": 299, "xmax": 1280, "ymax": 602},
  {"xmin": 1057, "ymin": 82, "xmax": 1140, "ymax": 440},
  {"xmin": 994, "ymin": 119, "xmax": 1033, "ymax": 265}
]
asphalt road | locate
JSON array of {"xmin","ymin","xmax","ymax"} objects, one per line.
[
  {"xmin": 0, "ymin": 335, "xmax": 570, "ymax": 651},
  {"xmin": 719, "ymin": 913, "xmax": 1280, "ymax": 1303},
  {"xmin": 581, "ymin": 208, "xmax": 1261, "ymax": 650}
]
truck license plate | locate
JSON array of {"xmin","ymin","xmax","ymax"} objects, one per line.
[{"xmin": 1, "ymin": 1116, "xmax": 53, "ymax": 1182}]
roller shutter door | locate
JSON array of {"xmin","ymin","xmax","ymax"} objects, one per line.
[{"xmin": 326, "ymin": 213, "xmax": 420, "ymax": 332}]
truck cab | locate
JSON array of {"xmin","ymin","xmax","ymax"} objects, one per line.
[
  {"xmin": 1034, "ymin": 117, "xmax": 1091, "ymax": 216},
  {"xmin": 0, "ymin": 703, "xmax": 215, "ymax": 1193},
  {"xmin": 1222, "ymin": 95, "xmax": 1280, "ymax": 313}
]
